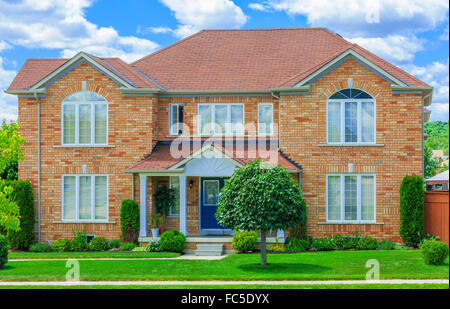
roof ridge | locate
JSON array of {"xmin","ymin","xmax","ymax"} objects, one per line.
[{"xmin": 131, "ymin": 30, "xmax": 206, "ymax": 66}]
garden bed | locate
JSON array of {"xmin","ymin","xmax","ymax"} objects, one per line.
[{"xmin": 8, "ymin": 251, "xmax": 181, "ymax": 259}]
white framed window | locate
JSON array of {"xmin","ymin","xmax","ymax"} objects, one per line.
[
  {"xmin": 326, "ymin": 174, "xmax": 376, "ymax": 222},
  {"xmin": 327, "ymin": 89, "xmax": 375, "ymax": 144},
  {"xmin": 62, "ymin": 174, "xmax": 108, "ymax": 221},
  {"xmin": 197, "ymin": 104, "xmax": 244, "ymax": 136},
  {"xmin": 169, "ymin": 176, "xmax": 180, "ymax": 216},
  {"xmin": 203, "ymin": 180, "xmax": 219, "ymax": 206},
  {"xmin": 258, "ymin": 103, "xmax": 273, "ymax": 136},
  {"xmin": 169, "ymin": 104, "xmax": 184, "ymax": 136},
  {"xmin": 61, "ymin": 91, "xmax": 108, "ymax": 145}
]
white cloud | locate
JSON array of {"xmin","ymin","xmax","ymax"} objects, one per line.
[
  {"xmin": 348, "ymin": 35, "xmax": 424, "ymax": 63},
  {"xmin": 403, "ymin": 59, "xmax": 449, "ymax": 121},
  {"xmin": 0, "ymin": 56, "xmax": 18, "ymax": 122},
  {"xmin": 248, "ymin": 3, "xmax": 271, "ymax": 12},
  {"xmin": 0, "ymin": 41, "xmax": 11, "ymax": 52},
  {"xmin": 441, "ymin": 25, "xmax": 449, "ymax": 40},
  {"xmin": 0, "ymin": 0, "xmax": 159, "ymax": 62},
  {"xmin": 249, "ymin": 0, "xmax": 449, "ymax": 37},
  {"xmin": 156, "ymin": 0, "xmax": 248, "ymax": 38}
]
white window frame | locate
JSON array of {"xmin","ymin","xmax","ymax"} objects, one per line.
[
  {"xmin": 197, "ymin": 103, "xmax": 245, "ymax": 137},
  {"xmin": 326, "ymin": 173, "xmax": 376, "ymax": 223},
  {"xmin": 169, "ymin": 103, "xmax": 184, "ymax": 136},
  {"xmin": 257, "ymin": 103, "xmax": 274, "ymax": 136},
  {"xmin": 61, "ymin": 174, "xmax": 109, "ymax": 222},
  {"xmin": 326, "ymin": 99, "xmax": 376, "ymax": 144},
  {"xmin": 61, "ymin": 91, "xmax": 108, "ymax": 146},
  {"xmin": 169, "ymin": 176, "xmax": 180, "ymax": 217}
]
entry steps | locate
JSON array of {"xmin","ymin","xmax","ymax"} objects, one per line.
[{"xmin": 195, "ymin": 244, "xmax": 224, "ymax": 256}]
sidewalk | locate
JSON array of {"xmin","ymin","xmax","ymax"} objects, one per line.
[{"xmin": 0, "ymin": 279, "xmax": 448, "ymax": 286}]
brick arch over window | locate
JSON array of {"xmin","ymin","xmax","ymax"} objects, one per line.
[
  {"xmin": 320, "ymin": 80, "xmax": 380, "ymax": 101},
  {"xmin": 61, "ymin": 90, "xmax": 109, "ymax": 145}
]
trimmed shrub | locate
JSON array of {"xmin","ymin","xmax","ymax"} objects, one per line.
[
  {"xmin": 146, "ymin": 241, "xmax": 163, "ymax": 252},
  {"xmin": 0, "ymin": 180, "xmax": 35, "ymax": 250},
  {"xmin": 378, "ymin": 240, "xmax": 396, "ymax": 250},
  {"xmin": 285, "ymin": 237, "xmax": 311, "ymax": 252},
  {"xmin": 399, "ymin": 175, "xmax": 424, "ymax": 247},
  {"xmin": 51, "ymin": 238, "xmax": 71, "ymax": 252},
  {"xmin": 331, "ymin": 234, "xmax": 346, "ymax": 250},
  {"xmin": 119, "ymin": 242, "xmax": 137, "ymax": 251},
  {"xmin": 232, "ymin": 230, "xmax": 258, "ymax": 253},
  {"xmin": 89, "ymin": 237, "xmax": 110, "ymax": 251},
  {"xmin": 132, "ymin": 246, "xmax": 147, "ymax": 252},
  {"xmin": 160, "ymin": 229, "xmax": 186, "ymax": 253},
  {"xmin": 70, "ymin": 231, "xmax": 89, "ymax": 252},
  {"xmin": 29, "ymin": 243, "xmax": 51, "ymax": 252},
  {"xmin": 109, "ymin": 239, "xmax": 121, "ymax": 249},
  {"xmin": 120, "ymin": 200, "xmax": 139, "ymax": 243},
  {"xmin": 419, "ymin": 240, "xmax": 449, "ymax": 265},
  {"xmin": 0, "ymin": 235, "xmax": 8, "ymax": 268},
  {"xmin": 312, "ymin": 237, "xmax": 334, "ymax": 251},
  {"xmin": 357, "ymin": 235, "xmax": 378, "ymax": 250}
]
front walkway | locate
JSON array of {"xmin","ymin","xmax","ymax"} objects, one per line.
[{"xmin": 0, "ymin": 279, "xmax": 447, "ymax": 286}]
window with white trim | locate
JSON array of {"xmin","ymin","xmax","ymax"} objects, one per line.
[
  {"xmin": 169, "ymin": 176, "xmax": 180, "ymax": 216},
  {"xmin": 62, "ymin": 175, "xmax": 108, "ymax": 221},
  {"xmin": 169, "ymin": 104, "xmax": 184, "ymax": 136},
  {"xmin": 327, "ymin": 174, "xmax": 375, "ymax": 222},
  {"xmin": 198, "ymin": 104, "xmax": 244, "ymax": 136},
  {"xmin": 258, "ymin": 103, "xmax": 273, "ymax": 136},
  {"xmin": 62, "ymin": 91, "xmax": 108, "ymax": 145},
  {"xmin": 327, "ymin": 89, "xmax": 375, "ymax": 144}
]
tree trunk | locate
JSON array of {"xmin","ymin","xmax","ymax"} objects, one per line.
[{"xmin": 260, "ymin": 230, "xmax": 267, "ymax": 266}]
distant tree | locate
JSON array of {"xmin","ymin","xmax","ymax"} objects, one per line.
[
  {"xmin": 0, "ymin": 121, "xmax": 25, "ymax": 179},
  {"xmin": 424, "ymin": 146, "xmax": 440, "ymax": 178},
  {"xmin": 216, "ymin": 159, "xmax": 306, "ymax": 265}
]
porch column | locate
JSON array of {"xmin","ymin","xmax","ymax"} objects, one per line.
[
  {"xmin": 139, "ymin": 175, "xmax": 148, "ymax": 238},
  {"xmin": 179, "ymin": 175, "xmax": 187, "ymax": 235}
]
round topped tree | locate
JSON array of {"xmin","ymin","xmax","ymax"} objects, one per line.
[{"xmin": 216, "ymin": 159, "xmax": 306, "ymax": 265}]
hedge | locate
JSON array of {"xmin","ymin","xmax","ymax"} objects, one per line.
[
  {"xmin": 399, "ymin": 175, "xmax": 424, "ymax": 247},
  {"xmin": 0, "ymin": 180, "xmax": 35, "ymax": 250}
]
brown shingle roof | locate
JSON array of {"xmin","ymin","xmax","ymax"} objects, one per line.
[
  {"xmin": 7, "ymin": 28, "xmax": 429, "ymax": 91},
  {"xmin": 126, "ymin": 142, "xmax": 302, "ymax": 172}
]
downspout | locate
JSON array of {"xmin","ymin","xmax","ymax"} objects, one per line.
[
  {"xmin": 33, "ymin": 92, "xmax": 41, "ymax": 243},
  {"xmin": 422, "ymin": 92, "xmax": 432, "ymax": 180},
  {"xmin": 270, "ymin": 91, "xmax": 281, "ymax": 150}
]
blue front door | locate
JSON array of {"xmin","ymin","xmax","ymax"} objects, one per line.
[{"xmin": 201, "ymin": 177, "xmax": 226, "ymax": 230}]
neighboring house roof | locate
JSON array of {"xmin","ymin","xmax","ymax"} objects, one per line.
[
  {"xmin": 124, "ymin": 141, "xmax": 302, "ymax": 172},
  {"xmin": 7, "ymin": 28, "xmax": 429, "ymax": 92},
  {"xmin": 426, "ymin": 170, "xmax": 449, "ymax": 184}
]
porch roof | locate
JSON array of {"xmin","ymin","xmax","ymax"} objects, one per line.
[{"xmin": 124, "ymin": 141, "xmax": 302, "ymax": 172}]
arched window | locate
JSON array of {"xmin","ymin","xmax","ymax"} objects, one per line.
[
  {"xmin": 62, "ymin": 91, "xmax": 108, "ymax": 145},
  {"xmin": 327, "ymin": 88, "xmax": 375, "ymax": 144}
]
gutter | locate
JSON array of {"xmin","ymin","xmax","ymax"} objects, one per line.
[{"xmin": 33, "ymin": 91, "xmax": 41, "ymax": 243}]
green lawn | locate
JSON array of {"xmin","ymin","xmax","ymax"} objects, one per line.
[
  {"xmin": 0, "ymin": 284, "xmax": 448, "ymax": 289},
  {"xmin": 8, "ymin": 251, "xmax": 180, "ymax": 259},
  {"xmin": 1, "ymin": 250, "xmax": 448, "ymax": 282}
]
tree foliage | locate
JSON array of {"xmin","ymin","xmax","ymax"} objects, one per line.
[
  {"xmin": 0, "ymin": 186, "xmax": 20, "ymax": 232},
  {"xmin": 120, "ymin": 200, "xmax": 139, "ymax": 243},
  {"xmin": 399, "ymin": 175, "xmax": 424, "ymax": 247},
  {"xmin": 424, "ymin": 146, "xmax": 440, "ymax": 178},
  {"xmin": 424, "ymin": 121, "xmax": 449, "ymax": 155},
  {"xmin": 216, "ymin": 159, "xmax": 306, "ymax": 265},
  {"xmin": 0, "ymin": 121, "xmax": 25, "ymax": 178}
]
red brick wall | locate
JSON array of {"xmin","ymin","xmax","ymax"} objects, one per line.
[{"xmin": 18, "ymin": 58, "xmax": 423, "ymax": 243}]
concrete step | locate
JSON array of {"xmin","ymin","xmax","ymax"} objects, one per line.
[{"xmin": 195, "ymin": 244, "xmax": 224, "ymax": 256}]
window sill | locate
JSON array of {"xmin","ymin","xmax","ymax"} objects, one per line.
[
  {"xmin": 318, "ymin": 222, "xmax": 384, "ymax": 225},
  {"xmin": 53, "ymin": 221, "xmax": 116, "ymax": 224},
  {"xmin": 53, "ymin": 145, "xmax": 115, "ymax": 148},
  {"xmin": 318, "ymin": 144, "xmax": 384, "ymax": 147}
]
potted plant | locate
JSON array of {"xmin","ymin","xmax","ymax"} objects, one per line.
[{"xmin": 149, "ymin": 213, "xmax": 163, "ymax": 238}]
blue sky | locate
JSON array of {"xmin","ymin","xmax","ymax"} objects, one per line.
[{"xmin": 0, "ymin": 0, "xmax": 448, "ymax": 122}]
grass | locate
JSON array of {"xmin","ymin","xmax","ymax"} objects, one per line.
[
  {"xmin": 8, "ymin": 251, "xmax": 180, "ymax": 259},
  {"xmin": 0, "ymin": 284, "xmax": 448, "ymax": 289},
  {"xmin": 0, "ymin": 250, "xmax": 448, "ymax": 282}
]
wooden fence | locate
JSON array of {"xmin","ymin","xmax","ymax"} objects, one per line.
[{"xmin": 424, "ymin": 191, "xmax": 449, "ymax": 246}]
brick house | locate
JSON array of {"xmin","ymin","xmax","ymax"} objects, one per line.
[{"xmin": 5, "ymin": 28, "xmax": 432, "ymax": 251}]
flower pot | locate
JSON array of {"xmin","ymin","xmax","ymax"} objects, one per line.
[{"xmin": 151, "ymin": 228, "xmax": 160, "ymax": 238}]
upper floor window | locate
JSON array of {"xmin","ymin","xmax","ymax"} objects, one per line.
[
  {"xmin": 198, "ymin": 104, "xmax": 244, "ymax": 136},
  {"xmin": 327, "ymin": 89, "xmax": 375, "ymax": 144},
  {"xmin": 169, "ymin": 104, "xmax": 184, "ymax": 136},
  {"xmin": 258, "ymin": 103, "xmax": 273, "ymax": 136},
  {"xmin": 62, "ymin": 91, "xmax": 108, "ymax": 145}
]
